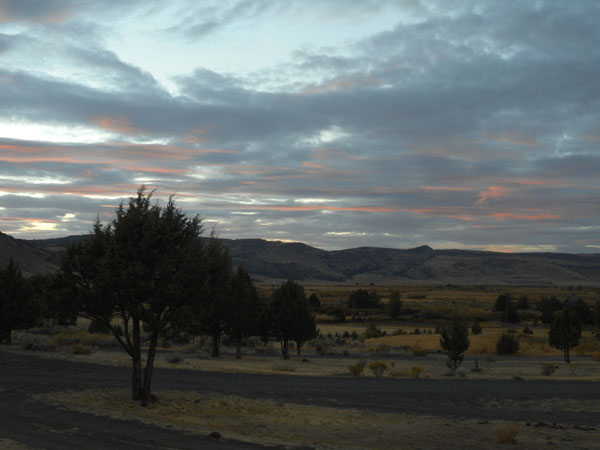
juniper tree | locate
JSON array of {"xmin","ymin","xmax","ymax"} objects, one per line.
[
  {"xmin": 0, "ymin": 259, "xmax": 40, "ymax": 345},
  {"xmin": 549, "ymin": 308, "xmax": 582, "ymax": 363},
  {"xmin": 439, "ymin": 315, "xmax": 470, "ymax": 370},
  {"xmin": 386, "ymin": 291, "xmax": 402, "ymax": 319},
  {"xmin": 223, "ymin": 266, "xmax": 261, "ymax": 359},
  {"xmin": 269, "ymin": 280, "xmax": 317, "ymax": 359},
  {"xmin": 61, "ymin": 187, "xmax": 207, "ymax": 401}
]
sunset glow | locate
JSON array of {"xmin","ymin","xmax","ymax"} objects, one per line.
[{"xmin": 0, "ymin": 1, "xmax": 598, "ymax": 252}]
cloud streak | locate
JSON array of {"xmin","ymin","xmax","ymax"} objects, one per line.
[{"xmin": 0, "ymin": 1, "xmax": 598, "ymax": 252}]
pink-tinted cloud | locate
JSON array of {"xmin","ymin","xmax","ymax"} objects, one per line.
[
  {"xmin": 91, "ymin": 116, "xmax": 140, "ymax": 135},
  {"xmin": 475, "ymin": 186, "xmax": 510, "ymax": 204},
  {"xmin": 489, "ymin": 212, "xmax": 561, "ymax": 221}
]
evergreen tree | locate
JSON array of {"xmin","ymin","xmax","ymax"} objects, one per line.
[
  {"xmin": 0, "ymin": 259, "xmax": 40, "ymax": 344},
  {"xmin": 269, "ymin": 280, "xmax": 316, "ymax": 359},
  {"xmin": 61, "ymin": 187, "xmax": 207, "ymax": 401},
  {"xmin": 223, "ymin": 266, "xmax": 261, "ymax": 359},
  {"xmin": 549, "ymin": 308, "xmax": 582, "ymax": 363},
  {"xmin": 439, "ymin": 315, "xmax": 470, "ymax": 370},
  {"xmin": 308, "ymin": 293, "xmax": 321, "ymax": 310},
  {"xmin": 386, "ymin": 291, "xmax": 402, "ymax": 319}
]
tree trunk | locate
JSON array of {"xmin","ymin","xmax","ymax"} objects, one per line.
[
  {"xmin": 142, "ymin": 331, "xmax": 159, "ymax": 401},
  {"xmin": 565, "ymin": 346, "xmax": 570, "ymax": 363},
  {"xmin": 296, "ymin": 341, "xmax": 302, "ymax": 356},
  {"xmin": 282, "ymin": 338, "xmax": 289, "ymax": 360},
  {"xmin": 131, "ymin": 319, "xmax": 143, "ymax": 401},
  {"xmin": 235, "ymin": 338, "xmax": 242, "ymax": 359},
  {"xmin": 211, "ymin": 332, "xmax": 220, "ymax": 358}
]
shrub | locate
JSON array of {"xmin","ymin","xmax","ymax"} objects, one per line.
[
  {"xmin": 392, "ymin": 328, "xmax": 406, "ymax": 335},
  {"xmin": 410, "ymin": 365, "xmax": 425, "ymax": 379},
  {"xmin": 496, "ymin": 333, "xmax": 519, "ymax": 355},
  {"xmin": 363, "ymin": 324, "xmax": 384, "ymax": 339},
  {"xmin": 310, "ymin": 337, "xmax": 331, "ymax": 355},
  {"xmin": 495, "ymin": 423, "xmax": 519, "ymax": 444},
  {"xmin": 69, "ymin": 343, "xmax": 91, "ymax": 355},
  {"xmin": 368, "ymin": 361, "xmax": 387, "ymax": 377},
  {"xmin": 348, "ymin": 361, "xmax": 366, "ymax": 377},
  {"xmin": 522, "ymin": 326, "xmax": 533, "ymax": 335},
  {"xmin": 167, "ymin": 354, "xmax": 184, "ymax": 364},
  {"xmin": 541, "ymin": 363, "xmax": 556, "ymax": 376},
  {"xmin": 471, "ymin": 321, "xmax": 482, "ymax": 335}
]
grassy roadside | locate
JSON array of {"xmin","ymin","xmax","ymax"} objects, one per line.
[{"xmin": 34, "ymin": 388, "xmax": 600, "ymax": 450}]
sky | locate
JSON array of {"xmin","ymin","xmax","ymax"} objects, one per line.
[{"xmin": 0, "ymin": 0, "xmax": 599, "ymax": 253}]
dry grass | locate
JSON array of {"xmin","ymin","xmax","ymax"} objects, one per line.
[
  {"xmin": 495, "ymin": 422, "xmax": 519, "ymax": 444},
  {"xmin": 34, "ymin": 388, "xmax": 600, "ymax": 450},
  {"xmin": 0, "ymin": 439, "xmax": 31, "ymax": 450}
]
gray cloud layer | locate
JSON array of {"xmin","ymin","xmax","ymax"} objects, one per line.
[{"xmin": 0, "ymin": 0, "xmax": 599, "ymax": 252}]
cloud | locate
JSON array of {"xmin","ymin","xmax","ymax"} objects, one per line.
[{"xmin": 0, "ymin": 1, "xmax": 599, "ymax": 249}]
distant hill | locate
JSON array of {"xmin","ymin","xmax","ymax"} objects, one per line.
[
  {"xmin": 0, "ymin": 231, "xmax": 58, "ymax": 276},
  {"xmin": 2, "ymin": 231, "xmax": 600, "ymax": 285}
]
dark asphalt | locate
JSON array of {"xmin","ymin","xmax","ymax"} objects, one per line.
[{"xmin": 1, "ymin": 348, "xmax": 599, "ymax": 449}]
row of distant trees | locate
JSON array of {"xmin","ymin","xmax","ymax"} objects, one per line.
[
  {"xmin": 493, "ymin": 293, "xmax": 600, "ymax": 325},
  {"xmin": 0, "ymin": 188, "xmax": 317, "ymax": 402}
]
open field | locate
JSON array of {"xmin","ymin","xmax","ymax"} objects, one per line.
[{"xmin": 3, "ymin": 283, "xmax": 600, "ymax": 449}]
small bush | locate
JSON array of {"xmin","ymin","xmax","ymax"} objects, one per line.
[
  {"xmin": 69, "ymin": 343, "xmax": 91, "ymax": 355},
  {"xmin": 392, "ymin": 328, "xmax": 406, "ymax": 335},
  {"xmin": 363, "ymin": 324, "xmax": 384, "ymax": 339},
  {"xmin": 522, "ymin": 326, "xmax": 533, "ymax": 335},
  {"xmin": 410, "ymin": 365, "xmax": 425, "ymax": 379},
  {"xmin": 167, "ymin": 354, "xmax": 184, "ymax": 364},
  {"xmin": 368, "ymin": 361, "xmax": 387, "ymax": 378},
  {"xmin": 495, "ymin": 423, "xmax": 519, "ymax": 444},
  {"xmin": 310, "ymin": 338, "xmax": 331, "ymax": 355},
  {"xmin": 541, "ymin": 363, "xmax": 556, "ymax": 376},
  {"xmin": 348, "ymin": 361, "xmax": 366, "ymax": 377},
  {"xmin": 471, "ymin": 321, "xmax": 482, "ymax": 335},
  {"xmin": 496, "ymin": 333, "xmax": 519, "ymax": 355}
]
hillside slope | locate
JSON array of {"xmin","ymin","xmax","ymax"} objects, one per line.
[
  {"xmin": 3, "ymin": 232, "xmax": 599, "ymax": 285},
  {"xmin": 0, "ymin": 231, "xmax": 58, "ymax": 276}
]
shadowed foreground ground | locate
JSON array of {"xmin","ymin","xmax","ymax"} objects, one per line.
[{"xmin": 1, "ymin": 348, "xmax": 599, "ymax": 449}]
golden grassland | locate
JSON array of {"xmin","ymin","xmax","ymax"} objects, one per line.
[{"xmin": 34, "ymin": 388, "xmax": 600, "ymax": 450}]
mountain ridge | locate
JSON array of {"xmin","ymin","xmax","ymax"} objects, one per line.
[{"xmin": 2, "ymin": 231, "xmax": 600, "ymax": 285}]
